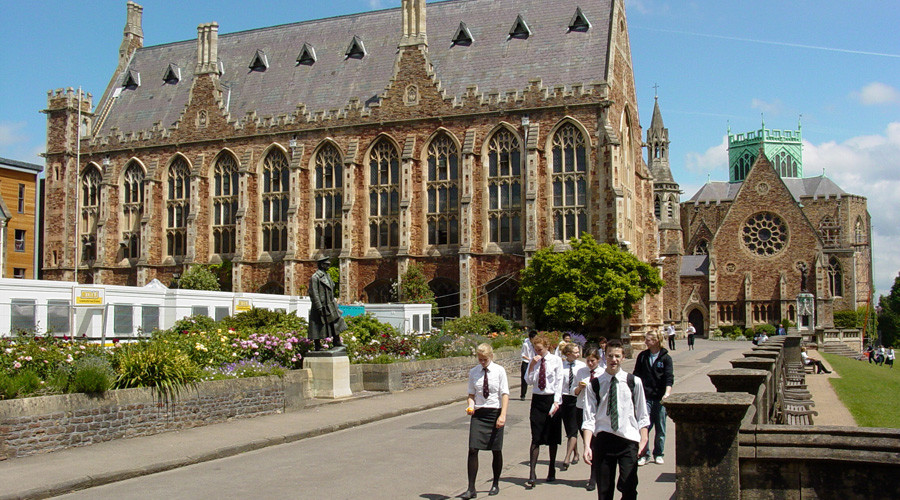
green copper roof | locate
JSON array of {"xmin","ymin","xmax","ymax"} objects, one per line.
[{"xmin": 728, "ymin": 126, "xmax": 802, "ymax": 182}]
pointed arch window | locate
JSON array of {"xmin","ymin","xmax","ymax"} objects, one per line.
[
  {"xmin": 314, "ymin": 144, "xmax": 343, "ymax": 251},
  {"xmin": 122, "ymin": 162, "xmax": 144, "ymax": 259},
  {"xmin": 212, "ymin": 154, "xmax": 239, "ymax": 255},
  {"xmin": 261, "ymin": 149, "xmax": 290, "ymax": 253},
  {"xmin": 654, "ymin": 196, "xmax": 661, "ymax": 219},
  {"xmin": 551, "ymin": 123, "xmax": 587, "ymax": 241},
  {"xmin": 735, "ymin": 151, "xmax": 755, "ymax": 182},
  {"xmin": 694, "ymin": 239, "xmax": 709, "ymax": 255},
  {"xmin": 827, "ymin": 256, "xmax": 843, "ymax": 297},
  {"xmin": 427, "ymin": 134, "xmax": 460, "ymax": 246},
  {"xmin": 487, "ymin": 129, "xmax": 522, "ymax": 243},
  {"xmin": 368, "ymin": 140, "xmax": 400, "ymax": 248},
  {"xmin": 666, "ymin": 196, "xmax": 675, "ymax": 219},
  {"xmin": 818, "ymin": 215, "xmax": 840, "ymax": 248},
  {"xmin": 773, "ymin": 150, "xmax": 799, "ymax": 177},
  {"xmin": 166, "ymin": 158, "xmax": 190, "ymax": 258},
  {"xmin": 80, "ymin": 166, "xmax": 102, "ymax": 262}
]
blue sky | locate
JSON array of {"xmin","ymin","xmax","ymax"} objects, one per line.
[{"xmin": 1, "ymin": 0, "xmax": 898, "ymax": 296}]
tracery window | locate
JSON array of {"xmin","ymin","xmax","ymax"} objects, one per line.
[
  {"xmin": 368, "ymin": 139, "xmax": 400, "ymax": 248},
  {"xmin": 426, "ymin": 134, "xmax": 459, "ymax": 246},
  {"xmin": 551, "ymin": 124, "xmax": 587, "ymax": 241},
  {"xmin": 654, "ymin": 196, "xmax": 661, "ymax": 220},
  {"xmin": 735, "ymin": 151, "xmax": 754, "ymax": 181},
  {"xmin": 827, "ymin": 256, "xmax": 843, "ymax": 297},
  {"xmin": 694, "ymin": 239, "xmax": 709, "ymax": 255},
  {"xmin": 666, "ymin": 196, "xmax": 675, "ymax": 219},
  {"xmin": 261, "ymin": 149, "xmax": 290, "ymax": 253},
  {"xmin": 314, "ymin": 144, "xmax": 343, "ymax": 251},
  {"xmin": 122, "ymin": 162, "xmax": 144, "ymax": 259},
  {"xmin": 487, "ymin": 129, "xmax": 522, "ymax": 243},
  {"xmin": 818, "ymin": 216, "xmax": 841, "ymax": 248},
  {"xmin": 773, "ymin": 151, "xmax": 799, "ymax": 177},
  {"xmin": 166, "ymin": 157, "xmax": 190, "ymax": 258},
  {"xmin": 742, "ymin": 212, "xmax": 788, "ymax": 256},
  {"xmin": 80, "ymin": 165, "xmax": 102, "ymax": 261},
  {"xmin": 212, "ymin": 154, "xmax": 239, "ymax": 255}
]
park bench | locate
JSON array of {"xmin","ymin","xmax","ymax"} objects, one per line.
[{"xmin": 783, "ymin": 402, "xmax": 817, "ymax": 425}]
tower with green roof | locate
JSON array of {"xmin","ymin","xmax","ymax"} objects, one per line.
[{"xmin": 728, "ymin": 120, "xmax": 802, "ymax": 182}]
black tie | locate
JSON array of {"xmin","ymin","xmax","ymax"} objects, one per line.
[
  {"xmin": 608, "ymin": 377, "xmax": 619, "ymax": 431},
  {"xmin": 483, "ymin": 367, "xmax": 489, "ymax": 399},
  {"xmin": 568, "ymin": 363, "xmax": 574, "ymax": 392}
]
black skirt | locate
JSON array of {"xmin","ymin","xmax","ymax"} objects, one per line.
[
  {"xmin": 560, "ymin": 394, "xmax": 582, "ymax": 438},
  {"xmin": 469, "ymin": 408, "xmax": 504, "ymax": 450},
  {"xmin": 530, "ymin": 393, "xmax": 562, "ymax": 446}
]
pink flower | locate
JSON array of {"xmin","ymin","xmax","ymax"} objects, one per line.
[{"xmin": 13, "ymin": 361, "xmax": 21, "ymax": 369}]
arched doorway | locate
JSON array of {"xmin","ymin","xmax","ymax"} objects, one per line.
[
  {"xmin": 487, "ymin": 278, "xmax": 522, "ymax": 322},
  {"xmin": 365, "ymin": 279, "xmax": 395, "ymax": 303},
  {"xmin": 429, "ymin": 277, "xmax": 459, "ymax": 319},
  {"xmin": 688, "ymin": 309, "xmax": 705, "ymax": 338},
  {"xmin": 258, "ymin": 281, "xmax": 284, "ymax": 295}
]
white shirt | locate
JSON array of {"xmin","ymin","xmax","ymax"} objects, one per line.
[
  {"xmin": 581, "ymin": 370, "xmax": 650, "ymax": 443},
  {"xmin": 467, "ymin": 361, "xmax": 510, "ymax": 409},
  {"xmin": 687, "ymin": 325, "xmax": 696, "ymax": 335},
  {"xmin": 521, "ymin": 339, "xmax": 535, "ymax": 361},
  {"xmin": 561, "ymin": 359, "xmax": 587, "ymax": 396},
  {"xmin": 525, "ymin": 352, "xmax": 564, "ymax": 405},
  {"xmin": 801, "ymin": 351, "xmax": 812, "ymax": 365},
  {"xmin": 667, "ymin": 325, "xmax": 676, "ymax": 337},
  {"xmin": 575, "ymin": 365, "xmax": 603, "ymax": 409},
  {"xmin": 887, "ymin": 349, "xmax": 895, "ymax": 361}
]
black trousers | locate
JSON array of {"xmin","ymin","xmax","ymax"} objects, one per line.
[
  {"xmin": 667, "ymin": 335, "xmax": 676, "ymax": 350},
  {"xmin": 593, "ymin": 432, "xmax": 639, "ymax": 500},
  {"xmin": 520, "ymin": 361, "xmax": 529, "ymax": 398}
]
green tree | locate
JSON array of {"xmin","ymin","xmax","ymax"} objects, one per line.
[
  {"xmin": 519, "ymin": 234, "xmax": 664, "ymax": 332},
  {"xmin": 328, "ymin": 263, "xmax": 341, "ymax": 298},
  {"xmin": 398, "ymin": 263, "xmax": 438, "ymax": 315},
  {"xmin": 177, "ymin": 265, "xmax": 221, "ymax": 291},
  {"xmin": 877, "ymin": 272, "xmax": 900, "ymax": 347}
]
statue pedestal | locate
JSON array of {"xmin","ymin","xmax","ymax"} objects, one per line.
[
  {"xmin": 796, "ymin": 292, "xmax": 815, "ymax": 331},
  {"xmin": 305, "ymin": 350, "xmax": 352, "ymax": 399}
]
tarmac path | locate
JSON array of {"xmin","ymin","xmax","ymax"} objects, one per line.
[{"xmin": 51, "ymin": 338, "xmax": 751, "ymax": 500}]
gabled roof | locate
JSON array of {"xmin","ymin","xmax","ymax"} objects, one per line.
[
  {"xmin": 0, "ymin": 156, "xmax": 43, "ymax": 174},
  {"xmin": 687, "ymin": 175, "xmax": 851, "ymax": 203},
  {"xmin": 96, "ymin": 0, "xmax": 613, "ymax": 136}
]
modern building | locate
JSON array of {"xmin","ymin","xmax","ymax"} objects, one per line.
[
  {"xmin": 0, "ymin": 157, "xmax": 43, "ymax": 279},
  {"xmin": 652, "ymin": 103, "xmax": 873, "ymax": 336},
  {"xmin": 41, "ymin": 0, "xmax": 662, "ymax": 333}
]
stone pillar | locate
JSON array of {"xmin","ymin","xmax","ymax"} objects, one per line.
[
  {"xmin": 783, "ymin": 334, "xmax": 801, "ymax": 366},
  {"xmin": 305, "ymin": 351, "xmax": 352, "ymax": 399},
  {"xmin": 458, "ymin": 130, "xmax": 476, "ymax": 317},
  {"xmin": 708, "ymin": 369, "xmax": 770, "ymax": 423},
  {"xmin": 663, "ymin": 393, "xmax": 754, "ymax": 500}
]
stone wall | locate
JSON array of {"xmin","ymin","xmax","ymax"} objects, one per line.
[{"xmin": 0, "ymin": 370, "xmax": 309, "ymax": 460}]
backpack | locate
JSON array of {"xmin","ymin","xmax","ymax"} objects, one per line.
[{"xmin": 591, "ymin": 373, "xmax": 638, "ymax": 408}]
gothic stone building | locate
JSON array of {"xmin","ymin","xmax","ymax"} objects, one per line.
[
  {"xmin": 43, "ymin": 0, "xmax": 662, "ymax": 329},
  {"xmin": 651, "ymin": 103, "xmax": 873, "ymax": 336}
]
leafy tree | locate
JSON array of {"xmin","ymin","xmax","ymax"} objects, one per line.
[
  {"xmin": 519, "ymin": 234, "xmax": 664, "ymax": 332},
  {"xmin": 877, "ymin": 272, "xmax": 900, "ymax": 347},
  {"xmin": 328, "ymin": 263, "xmax": 341, "ymax": 298},
  {"xmin": 177, "ymin": 264, "xmax": 221, "ymax": 291},
  {"xmin": 397, "ymin": 263, "xmax": 438, "ymax": 315},
  {"xmin": 209, "ymin": 260, "xmax": 233, "ymax": 292}
]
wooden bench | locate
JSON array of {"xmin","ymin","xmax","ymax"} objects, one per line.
[{"xmin": 783, "ymin": 403, "xmax": 817, "ymax": 425}]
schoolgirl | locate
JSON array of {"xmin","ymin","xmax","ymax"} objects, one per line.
[
  {"xmin": 574, "ymin": 347, "xmax": 604, "ymax": 491},
  {"xmin": 524, "ymin": 334, "xmax": 563, "ymax": 488},
  {"xmin": 559, "ymin": 343, "xmax": 587, "ymax": 471}
]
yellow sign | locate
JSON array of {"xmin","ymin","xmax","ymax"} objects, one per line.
[
  {"xmin": 234, "ymin": 298, "xmax": 253, "ymax": 312},
  {"xmin": 74, "ymin": 287, "xmax": 105, "ymax": 306}
]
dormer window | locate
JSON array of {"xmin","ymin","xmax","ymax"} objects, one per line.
[
  {"xmin": 345, "ymin": 36, "xmax": 366, "ymax": 59},
  {"xmin": 123, "ymin": 69, "xmax": 141, "ymax": 89},
  {"xmin": 249, "ymin": 50, "xmax": 269, "ymax": 72},
  {"xmin": 163, "ymin": 63, "xmax": 181, "ymax": 84},
  {"xmin": 509, "ymin": 14, "xmax": 531, "ymax": 39},
  {"xmin": 568, "ymin": 7, "xmax": 591, "ymax": 32},
  {"xmin": 452, "ymin": 22, "xmax": 473, "ymax": 46},
  {"xmin": 296, "ymin": 43, "xmax": 317, "ymax": 66}
]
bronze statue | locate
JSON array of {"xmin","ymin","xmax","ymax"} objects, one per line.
[
  {"xmin": 308, "ymin": 256, "xmax": 347, "ymax": 351},
  {"xmin": 797, "ymin": 262, "xmax": 809, "ymax": 292}
]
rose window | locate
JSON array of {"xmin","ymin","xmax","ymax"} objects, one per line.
[{"xmin": 742, "ymin": 212, "xmax": 788, "ymax": 256}]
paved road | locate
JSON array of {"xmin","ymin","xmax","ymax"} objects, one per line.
[{"xmin": 55, "ymin": 339, "xmax": 750, "ymax": 500}]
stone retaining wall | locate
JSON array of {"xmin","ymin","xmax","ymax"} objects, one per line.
[{"xmin": 0, "ymin": 370, "xmax": 310, "ymax": 460}]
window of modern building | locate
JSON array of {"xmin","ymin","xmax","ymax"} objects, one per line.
[
  {"xmin": 551, "ymin": 123, "xmax": 587, "ymax": 241},
  {"xmin": 261, "ymin": 149, "xmax": 290, "ymax": 253},
  {"xmin": 368, "ymin": 139, "xmax": 400, "ymax": 248},
  {"xmin": 13, "ymin": 267, "xmax": 26, "ymax": 279},
  {"xmin": 212, "ymin": 153, "xmax": 239, "ymax": 255},
  {"xmin": 141, "ymin": 305, "xmax": 160, "ymax": 333},
  {"xmin": 18, "ymin": 184, "xmax": 25, "ymax": 213},
  {"xmin": 14, "ymin": 229, "xmax": 25, "ymax": 252},
  {"xmin": 314, "ymin": 143, "xmax": 343, "ymax": 251},
  {"xmin": 114, "ymin": 304, "xmax": 134, "ymax": 335},
  {"xmin": 426, "ymin": 133, "xmax": 459, "ymax": 246},
  {"xmin": 487, "ymin": 129, "xmax": 522, "ymax": 243},
  {"xmin": 47, "ymin": 299, "xmax": 71, "ymax": 334},
  {"xmin": 167, "ymin": 157, "xmax": 190, "ymax": 257},
  {"xmin": 11, "ymin": 299, "xmax": 36, "ymax": 332}
]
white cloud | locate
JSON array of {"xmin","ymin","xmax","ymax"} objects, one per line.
[
  {"xmin": 0, "ymin": 122, "xmax": 26, "ymax": 147},
  {"xmin": 751, "ymin": 98, "xmax": 784, "ymax": 116},
  {"xmin": 802, "ymin": 122, "xmax": 900, "ymax": 295},
  {"xmin": 368, "ymin": 0, "xmax": 399, "ymax": 9},
  {"xmin": 853, "ymin": 82, "xmax": 900, "ymax": 106},
  {"xmin": 684, "ymin": 134, "xmax": 728, "ymax": 173}
]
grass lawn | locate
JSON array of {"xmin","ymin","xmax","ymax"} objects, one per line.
[{"xmin": 822, "ymin": 352, "xmax": 900, "ymax": 428}]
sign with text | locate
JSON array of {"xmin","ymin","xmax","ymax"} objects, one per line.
[
  {"xmin": 73, "ymin": 287, "xmax": 105, "ymax": 307},
  {"xmin": 233, "ymin": 297, "xmax": 253, "ymax": 313}
]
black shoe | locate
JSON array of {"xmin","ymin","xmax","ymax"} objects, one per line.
[
  {"xmin": 559, "ymin": 463, "xmax": 569, "ymax": 471},
  {"xmin": 524, "ymin": 480, "xmax": 535, "ymax": 489},
  {"xmin": 546, "ymin": 473, "xmax": 556, "ymax": 482},
  {"xmin": 488, "ymin": 484, "xmax": 500, "ymax": 496},
  {"xmin": 461, "ymin": 489, "xmax": 476, "ymax": 499},
  {"xmin": 586, "ymin": 482, "xmax": 596, "ymax": 491}
]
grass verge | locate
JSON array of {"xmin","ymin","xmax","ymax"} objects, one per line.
[{"xmin": 822, "ymin": 352, "xmax": 900, "ymax": 428}]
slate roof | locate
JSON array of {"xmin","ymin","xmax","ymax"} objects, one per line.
[
  {"xmin": 0, "ymin": 156, "xmax": 43, "ymax": 174},
  {"xmin": 687, "ymin": 176, "xmax": 850, "ymax": 203},
  {"xmin": 97, "ymin": 0, "xmax": 614, "ymax": 136},
  {"xmin": 680, "ymin": 255, "xmax": 709, "ymax": 277}
]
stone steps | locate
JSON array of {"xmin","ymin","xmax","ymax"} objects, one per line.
[{"xmin": 820, "ymin": 342, "xmax": 859, "ymax": 358}]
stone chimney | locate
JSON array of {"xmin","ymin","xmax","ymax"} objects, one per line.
[
  {"xmin": 400, "ymin": 0, "xmax": 427, "ymax": 47},
  {"xmin": 118, "ymin": 1, "xmax": 144, "ymax": 70},
  {"xmin": 195, "ymin": 22, "xmax": 220, "ymax": 75}
]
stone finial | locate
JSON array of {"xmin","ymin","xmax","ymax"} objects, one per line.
[
  {"xmin": 400, "ymin": 0, "xmax": 427, "ymax": 47},
  {"xmin": 195, "ymin": 23, "xmax": 220, "ymax": 75},
  {"xmin": 119, "ymin": 2, "xmax": 144, "ymax": 69}
]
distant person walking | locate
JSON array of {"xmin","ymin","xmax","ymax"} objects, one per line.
[
  {"xmin": 520, "ymin": 330, "xmax": 537, "ymax": 400},
  {"xmin": 461, "ymin": 344, "xmax": 509, "ymax": 499},
  {"xmin": 524, "ymin": 334, "xmax": 563, "ymax": 488},
  {"xmin": 866, "ymin": 345, "xmax": 875, "ymax": 363},
  {"xmin": 632, "ymin": 331, "xmax": 673, "ymax": 466},
  {"xmin": 876, "ymin": 345, "xmax": 886, "ymax": 366},
  {"xmin": 686, "ymin": 323, "xmax": 696, "ymax": 350},
  {"xmin": 666, "ymin": 323, "xmax": 677, "ymax": 350},
  {"xmin": 886, "ymin": 347, "xmax": 895, "ymax": 368}
]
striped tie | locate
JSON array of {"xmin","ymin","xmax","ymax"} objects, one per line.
[{"xmin": 607, "ymin": 378, "xmax": 619, "ymax": 431}]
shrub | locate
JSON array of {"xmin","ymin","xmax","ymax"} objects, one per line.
[
  {"xmin": 755, "ymin": 324, "xmax": 777, "ymax": 336},
  {"xmin": 780, "ymin": 318, "xmax": 795, "ymax": 329},
  {"xmin": 346, "ymin": 327, "xmax": 418, "ymax": 363},
  {"xmin": 170, "ymin": 315, "xmax": 219, "ymax": 335},
  {"xmin": 442, "ymin": 313, "xmax": 512, "ymax": 337},
  {"xmin": 0, "ymin": 370, "xmax": 42, "ymax": 399},
  {"xmin": 345, "ymin": 314, "xmax": 399, "ymax": 346},
  {"xmin": 72, "ymin": 355, "xmax": 115, "ymax": 394},
  {"xmin": 202, "ymin": 359, "xmax": 285, "ymax": 380},
  {"xmin": 232, "ymin": 331, "xmax": 307, "ymax": 369},
  {"xmin": 833, "ymin": 309, "xmax": 859, "ymax": 329},
  {"xmin": 220, "ymin": 308, "xmax": 308, "ymax": 335},
  {"xmin": 112, "ymin": 341, "xmax": 200, "ymax": 399},
  {"xmin": 177, "ymin": 264, "xmax": 221, "ymax": 291}
]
